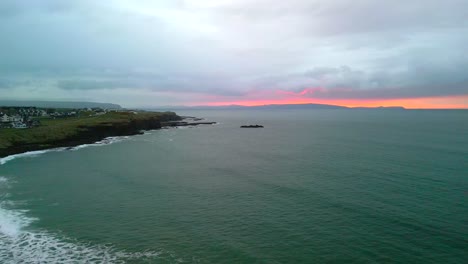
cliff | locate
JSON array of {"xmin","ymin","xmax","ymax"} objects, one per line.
[{"xmin": 0, "ymin": 111, "xmax": 181, "ymax": 158}]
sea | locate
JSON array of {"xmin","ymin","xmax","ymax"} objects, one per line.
[{"xmin": 0, "ymin": 109, "xmax": 467, "ymax": 263}]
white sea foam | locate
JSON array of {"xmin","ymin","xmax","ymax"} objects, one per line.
[
  {"xmin": 0, "ymin": 149, "xmax": 66, "ymax": 166},
  {"xmin": 0, "ymin": 203, "xmax": 161, "ymax": 263},
  {"xmin": 0, "ymin": 203, "xmax": 33, "ymax": 238},
  {"xmin": 69, "ymin": 136, "xmax": 130, "ymax": 151},
  {"xmin": 0, "ymin": 135, "xmax": 162, "ymax": 262},
  {"xmin": 0, "ymin": 232, "xmax": 161, "ymax": 264}
]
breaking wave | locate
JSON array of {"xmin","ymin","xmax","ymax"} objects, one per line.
[
  {"xmin": 69, "ymin": 136, "xmax": 130, "ymax": 151},
  {"xmin": 0, "ymin": 210, "xmax": 161, "ymax": 263},
  {"xmin": 0, "ymin": 136, "xmax": 170, "ymax": 263},
  {"xmin": 0, "ymin": 179, "xmax": 161, "ymax": 263},
  {"xmin": 0, "ymin": 149, "xmax": 65, "ymax": 166}
]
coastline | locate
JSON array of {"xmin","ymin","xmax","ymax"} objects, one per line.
[
  {"xmin": 0, "ymin": 135, "xmax": 130, "ymax": 165},
  {"xmin": 0, "ymin": 114, "xmax": 218, "ymax": 162},
  {"xmin": 0, "ymin": 111, "xmax": 182, "ymax": 159}
]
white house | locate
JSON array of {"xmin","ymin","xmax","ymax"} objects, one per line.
[
  {"xmin": 12, "ymin": 122, "xmax": 27, "ymax": 129},
  {"xmin": 1, "ymin": 114, "xmax": 9, "ymax": 123}
]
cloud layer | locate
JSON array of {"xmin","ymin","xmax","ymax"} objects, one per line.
[{"xmin": 0, "ymin": 0, "xmax": 467, "ymax": 107}]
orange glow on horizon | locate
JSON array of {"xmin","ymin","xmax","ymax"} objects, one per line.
[{"xmin": 201, "ymin": 95, "xmax": 468, "ymax": 109}]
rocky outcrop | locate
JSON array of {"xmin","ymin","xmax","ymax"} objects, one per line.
[
  {"xmin": 162, "ymin": 121, "xmax": 217, "ymax": 127},
  {"xmin": 240, "ymin": 125, "xmax": 264, "ymax": 128}
]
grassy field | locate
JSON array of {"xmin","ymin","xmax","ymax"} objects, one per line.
[{"xmin": 0, "ymin": 111, "xmax": 178, "ymax": 149}]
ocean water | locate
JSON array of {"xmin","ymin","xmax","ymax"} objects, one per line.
[{"xmin": 0, "ymin": 109, "xmax": 467, "ymax": 263}]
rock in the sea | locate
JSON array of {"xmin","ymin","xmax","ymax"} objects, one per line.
[{"xmin": 240, "ymin": 125, "xmax": 264, "ymax": 128}]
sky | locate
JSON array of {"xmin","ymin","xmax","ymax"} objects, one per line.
[{"xmin": 0, "ymin": 0, "xmax": 467, "ymax": 108}]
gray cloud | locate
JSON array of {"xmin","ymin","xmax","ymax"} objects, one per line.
[
  {"xmin": 0, "ymin": 0, "xmax": 467, "ymax": 106},
  {"xmin": 295, "ymin": 81, "xmax": 468, "ymax": 100},
  {"xmin": 58, "ymin": 80, "xmax": 122, "ymax": 91},
  {"xmin": 0, "ymin": 0, "xmax": 90, "ymax": 16},
  {"xmin": 203, "ymin": 0, "xmax": 468, "ymax": 33},
  {"xmin": 0, "ymin": 79, "xmax": 12, "ymax": 89},
  {"xmin": 57, "ymin": 73, "xmax": 248, "ymax": 97},
  {"xmin": 0, "ymin": 78, "xmax": 35, "ymax": 89},
  {"xmin": 253, "ymin": 49, "xmax": 468, "ymax": 99}
]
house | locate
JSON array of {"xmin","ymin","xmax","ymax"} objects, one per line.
[
  {"xmin": 1, "ymin": 114, "xmax": 9, "ymax": 123},
  {"xmin": 12, "ymin": 122, "xmax": 27, "ymax": 129}
]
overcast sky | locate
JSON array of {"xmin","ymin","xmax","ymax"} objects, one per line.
[{"xmin": 0, "ymin": 0, "xmax": 467, "ymax": 108}]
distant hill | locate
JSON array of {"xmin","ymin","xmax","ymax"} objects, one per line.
[
  {"xmin": 148, "ymin": 103, "xmax": 348, "ymax": 111},
  {"xmin": 147, "ymin": 103, "xmax": 408, "ymax": 111},
  {"xmin": 351, "ymin": 106, "xmax": 406, "ymax": 110},
  {"xmin": 0, "ymin": 100, "xmax": 121, "ymax": 109},
  {"xmin": 251, "ymin": 103, "xmax": 347, "ymax": 110}
]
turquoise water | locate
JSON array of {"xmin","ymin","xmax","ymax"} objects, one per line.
[{"xmin": 0, "ymin": 109, "xmax": 467, "ymax": 263}]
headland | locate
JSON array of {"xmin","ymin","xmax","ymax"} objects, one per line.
[{"xmin": 0, "ymin": 109, "xmax": 182, "ymax": 158}]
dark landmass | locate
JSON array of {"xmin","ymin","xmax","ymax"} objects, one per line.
[
  {"xmin": 0, "ymin": 100, "xmax": 121, "ymax": 109},
  {"xmin": 146, "ymin": 103, "xmax": 345, "ymax": 110},
  {"xmin": 252, "ymin": 103, "xmax": 345, "ymax": 110},
  {"xmin": 241, "ymin": 125, "xmax": 264, "ymax": 128},
  {"xmin": 146, "ymin": 103, "xmax": 406, "ymax": 111},
  {"xmin": 351, "ymin": 106, "xmax": 406, "ymax": 110},
  {"xmin": 0, "ymin": 111, "xmax": 181, "ymax": 158},
  {"xmin": 162, "ymin": 121, "xmax": 217, "ymax": 127}
]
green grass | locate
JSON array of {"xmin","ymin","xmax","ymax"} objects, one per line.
[{"xmin": 0, "ymin": 111, "xmax": 178, "ymax": 149}]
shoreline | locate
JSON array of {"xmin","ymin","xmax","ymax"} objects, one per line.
[
  {"xmin": 0, "ymin": 117, "xmax": 217, "ymax": 162},
  {"xmin": 0, "ymin": 133, "xmax": 139, "ymax": 161},
  {"xmin": 0, "ymin": 123, "xmax": 153, "ymax": 159},
  {"xmin": 0, "ymin": 135, "xmax": 130, "ymax": 165},
  {"xmin": 0, "ymin": 111, "xmax": 183, "ymax": 159}
]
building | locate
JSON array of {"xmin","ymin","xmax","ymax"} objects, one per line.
[
  {"xmin": 1, "ymin": 114, "xmax": 9, "ymax": 123},
  {"xmin": 12, "ymin": 122, "xmax": 27, "ymax": 129}
]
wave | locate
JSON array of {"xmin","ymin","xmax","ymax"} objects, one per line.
[
  {"xmin": 0, "ymin": 135, "xmax": 167, "ymax": 262},
  {"xmin": 0, "ymin": 149, "xmax": 66, "ymax": 166},
  {"xmin": 69, "ymin": 136, "xmax": 130, "ymax": 151},
  {"xmin": 0, "ymin": 209, "xmax": 161, "ymax": 263},
  {"xmin": 0, "ymin": 201, "xmax": 161, "ymax": 263},
  {"xmin": 0, "ymin": 136, "xmax": 130, "ymax": 166}
]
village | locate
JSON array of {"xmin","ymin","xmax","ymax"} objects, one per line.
[{"xmin": 0, "ymin": 107, "xmax": 107, "ymax": 129}]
